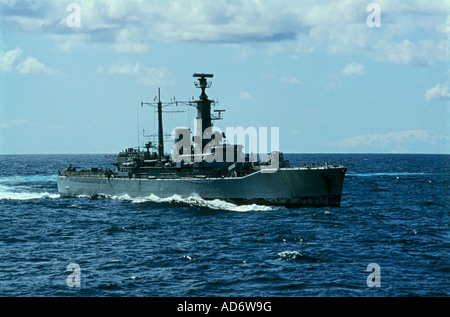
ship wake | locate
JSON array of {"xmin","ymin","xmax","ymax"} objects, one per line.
[
  {"xmin": 0, "ymin": 175, "xmax": 60, "ymax": 201},
  {"xmin": 111, "ymin": 193, "xmax": 275, "ymax": 212}
]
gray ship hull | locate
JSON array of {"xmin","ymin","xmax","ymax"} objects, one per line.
[{"xmin": 57, "ymin": 166, "xmax": 346, "ymax": 207}]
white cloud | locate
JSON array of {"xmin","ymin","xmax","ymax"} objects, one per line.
[
  {"xmin": 0, "ymin": 119, "xmax": 30, "ymax": 128},
  {"xmin": 0, "ymin": 0, "xmax": 448, "ymax": 66},
  {"xmin": 425, "ymin": 83, "xmax": 450, "ymax": 101},
  {"xmin": 0, "ymin": 48, "xmax": 57, "ymax": 75},
  {"xmin": 372, "ymin": 39, "xmax": 449, "ymax": 66},
  {"xmin": 342, "ymin": 62, "xmax": 365, "ymax": 76},
  {"xmin": 338, "ymin": 130, "xmax": 450, "ymax": 153},
  {"xmin": 280, "ymin": 77, "xmax": 301, "ymax": 85},
  {"xmin": 239, "ymin": 92, "xmax": 252, "ymax": 100},
  {"xmin": 101, "ymin": 62, "xmax": 171, "ymax": 87},
  {"xmin": 111, "ymin": 27, "xmax": 150, "ymax": 53},
  {"xmin": 108, "ymin": 62, "xmax": 150, "ymax": 75}
]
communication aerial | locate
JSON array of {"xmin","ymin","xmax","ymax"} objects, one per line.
[{"xmin": 141, "ymin": 73, "xmax": 225, "ymax": 159}]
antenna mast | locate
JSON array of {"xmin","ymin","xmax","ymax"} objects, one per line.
[
  {"xmin": 141, "ymin": 88, "xmax": 164, "ymax": 160},
  {"xmin": 157, "ymin": 88, "xmax": 164, "ymax": 159},
  {"xmin": 141, "ymin": 74, "xmax": 224, "ymax": 159}
]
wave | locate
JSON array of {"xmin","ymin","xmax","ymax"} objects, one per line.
[
  {"xmin": 277, "ymin": 250, "xmax": 323, "ymax": 263},
  {"xmin": 0, "ymin": 175, "xmax": 59, "ymax": 201},
  {"xmin": 109, "ymin": 193, "xmax": 274, "ymax": 212},
  {"xmin": 277, "ymin": 251, "xmax": 304, "ymax": 260},
  {"xmin": 0, "ymin": 175, "xmax": 57, "ymax": 184},
  {"xmin": 348, "ymin": 172, "xmax": 429, "ymax": 177},
  {"xmin": 0, "ymin": 185, "xmax": 60, "ymax": 201}
]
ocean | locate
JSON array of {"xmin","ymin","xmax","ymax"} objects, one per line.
[{"xmin": 0, "ymin": 153, "xmax": 448, "ymax": 297}]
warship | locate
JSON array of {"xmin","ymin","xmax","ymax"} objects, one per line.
[{"xmin": 57, "ymin": 73, "xmax": 347, "ymax": 207}]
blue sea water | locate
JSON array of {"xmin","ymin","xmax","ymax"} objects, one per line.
[{"xmin": 0, "ymin": 154, "xmax": 448, "ymax": 297}]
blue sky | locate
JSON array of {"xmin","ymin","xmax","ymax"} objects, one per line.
[{"xmin": 0, "ymin": 0, "xmax": 449, "ymax": 154}]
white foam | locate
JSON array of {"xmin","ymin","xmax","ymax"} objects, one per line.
[
  {"xmin": 111, "ymin": 193, "xmax": 273, "ymax": 212},
  {"xmin": 277, "ymin": 251, "xmax": 303, "ymax": 260},
  {"xmin": 0, "ymin": 176, "xmax": 59, "ymax": 201},
  {"xmin": 0, "ymin": 188, "xmax": 60, "ymax": 201}
]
